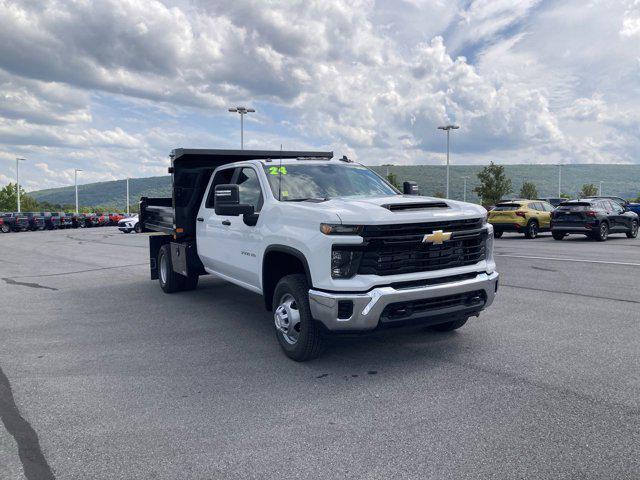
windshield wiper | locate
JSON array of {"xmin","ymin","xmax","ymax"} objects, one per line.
[{"xmin": 285, "ymin": 197, "xmax": 329, "ymax": 202}]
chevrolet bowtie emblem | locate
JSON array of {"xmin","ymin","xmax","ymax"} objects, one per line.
[{"xmin": 423, "ymin": 230, "xmax": 452, "ymax": 245}]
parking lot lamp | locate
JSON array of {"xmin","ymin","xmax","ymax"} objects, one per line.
[
  {"xmin": 75, "ymin": 169, "xmax": 82, "ymax": 214},
  {"xmin": 558, "ymin": 164, "xmax": 562, "ymax": 197},
  {"xmin": 599, "ymin": 181, "xmax": 603, "ymax": 196},
  {"xmin": 437, "ymin": 125, "xmax": 459, "ymax": 199},
  {"xmin": 228, "ymin": 106, "xmax": 255, "ymax": 150},
  {"xmin": 126, "ymin": 177, "xmax": 130, "ymax": 215},
  {"xmin": 16, "ymin": 157, "xmax": 25, "ymax": 212}
]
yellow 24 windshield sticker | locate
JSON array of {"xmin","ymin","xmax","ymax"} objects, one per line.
[{"xmin": 268, "ymin": 166, "xmax": 287, "ymax": 175}]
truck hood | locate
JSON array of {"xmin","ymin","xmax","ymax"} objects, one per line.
[{"xmin": 301, "ymin": 195, "xmax": 486, "ymax": 225}]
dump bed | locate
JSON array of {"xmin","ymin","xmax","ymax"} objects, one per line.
[{"xmin": 140, "ymin": 148, "xmax": 333, "ymax": 239}]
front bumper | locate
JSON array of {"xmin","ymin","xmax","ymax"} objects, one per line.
[{"xmin": 309, "ymin": 271, "xmax": 499, "ymax": 331}]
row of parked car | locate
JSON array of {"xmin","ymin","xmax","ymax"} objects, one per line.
[
  {"xmin": 0, "ymin": 211, "xmax": 139, "ymax": 233},
  {"xmin": 488, "ymin": 196, "xmax": 640, "ymax": 241}
]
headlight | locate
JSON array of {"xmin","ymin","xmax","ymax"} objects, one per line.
[
  {"xmin": 320, "ymin": 223, "xmax": 363, "ymax": 235},
  {"xmin": 481, "ymin": 212, "xmax": 488, "ymax": 226},
  {"xmin": 331, "ymin": 249, "xmax": 362, "ymax": 279}
]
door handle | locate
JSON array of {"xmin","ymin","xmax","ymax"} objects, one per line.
[
  {"xmin": 222, "ymin": 220, "xmax": 231, "ymax": 226},
  {"xmin": 197, "ymin": 217, "xmax": 204, "ymax": 222}
]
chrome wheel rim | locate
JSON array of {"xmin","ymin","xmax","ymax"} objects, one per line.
[
  {"xmin": 274, "ymin": 293, "xmax": 301, "ymax": 345},
  {"xmin": 601, "ymin": 224, "xmax": 608, "ymax": 239},
  {"xmin": 159, "ymin": 253, "xmax": 168, "ymax": 284},
  {"xmin": 632, "ymin": 222, "xmax": 638, "ymax": 236},
  {"xmin": 530, "ymin": 223, "xmax": 537, "ymax": 237}
]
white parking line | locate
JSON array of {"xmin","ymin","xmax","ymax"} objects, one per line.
[{"xmin": 495, "ymin": 254, "xmax": 640, "ymax": 267}]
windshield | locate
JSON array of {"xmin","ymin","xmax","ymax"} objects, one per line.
[{"xmin": 262, "ymin": 163, "xmax": 398, "ymax": 201}]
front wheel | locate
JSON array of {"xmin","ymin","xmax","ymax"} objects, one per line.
[
  {"xmin": 273, "ymin": 274, "xmax": 324, "ymax": 361},
  {"xmin": 594, "ymin": 222, "xmax": 609, "ymax": 241},
  {"xmin": 134, "ymin": 223, "xmax": 142, "ymax": 233},
  {"xmin": 552, "ymin": 231, "xmax": 566, "ymax": 240},
  {"xmin": 0, "ymin": 224, "xmax": 9, "ymax": 233},
  {"xmin": 627, "ymin": 220, "xmax": 638, "ymax": 239},
  {"xmin": 493, "ymin": 230, "xmax": 503, "ymax": 238},
  {"xmin": 524, "ymin": 221, "xmax": 539, "ymax": 239},
  {"xmin": 431, "ymin": 317, "xmax": 468, "ymax": 332}
]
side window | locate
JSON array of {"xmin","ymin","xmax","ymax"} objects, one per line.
[
  {"xmin": 205, "ymin": 168, "xmax": 235, "ymax": 208},
  {"xmin": 237, "ymin": 168, "xmax": 263, "ymax": 212},
  {"xmin": 529, "ymin": 202, "xmax": 540, "ymax": 211},
  {"xmin": 609, "ymin": 200, "xmax": 624, "ymax": 213}
]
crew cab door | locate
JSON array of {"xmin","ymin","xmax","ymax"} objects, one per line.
[
  {"xmin": 196, "ymin": 167, "xmax": 235, "ymax": 275},
  {"xmin": 196, "ymin": 166, "xmax": 264, "ymax": 289}
]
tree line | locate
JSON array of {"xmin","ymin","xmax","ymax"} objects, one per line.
[
  {"xmin": 0, "ymin": 183, "xmax": 139, "ymax": 213},
  {"xmin": 387, "ymin": 163, "xmax": 640, "ymax": 206}
]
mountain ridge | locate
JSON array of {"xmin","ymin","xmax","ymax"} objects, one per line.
[{"xmin": 27, "ymin": 164, "xmax": 640, "ymax": 208}]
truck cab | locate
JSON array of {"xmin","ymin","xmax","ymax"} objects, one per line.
[{"xmin": 141, "ymin": 149, "xmax": 498, "ymax": 361}]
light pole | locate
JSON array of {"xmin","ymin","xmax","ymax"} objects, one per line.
[
  {"xmin": 15, "ymin": 158, "xmax": 25, "ymax": 212},
  {"xmin": 462, "ymin": 176, "xmax": 469, "ymax": 202},
  {"xmin": 126, "ymin": 177, "xmax": 130, "ymax": 214},
  {"xmin": 437, "ymin": 125, "xmax": 459, "ymax": 199},
  {"xmin": 599, "ymin": 181, "xmax": 603, "ymax": 196},
  {"xmin": 558, "ymin": 164, "xmax": 562, "ymax": 197},
  {"xmin": 228, "ymin": 106, "xmax": 255, "ymax": 149},
  {"xmin": 74, "ymin": 168, "xmax": 82, "ymax": 214}
]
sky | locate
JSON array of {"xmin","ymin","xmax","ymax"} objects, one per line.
[{"xmin": 0, "ymin": 0, "xmax": 639, "ymax": 191}]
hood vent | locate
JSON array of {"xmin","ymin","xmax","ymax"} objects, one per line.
[{"xmin": 382, "ymin": 202, "xmax": 449, "ymax": 212}]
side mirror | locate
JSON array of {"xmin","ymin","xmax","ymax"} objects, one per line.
[
  {"xmin": 403, "ymin": 181, "xmax": 419, "ymax": 195},
  {"xmin": 214, "ymin": 184, "xmax": 254, "ymax": 217}
]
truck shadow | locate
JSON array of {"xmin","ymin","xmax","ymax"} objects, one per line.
[{"xmin": 189, "ymin": 276, "xmax": 478, "ymax": 371}]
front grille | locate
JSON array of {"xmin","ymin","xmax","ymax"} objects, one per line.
[
  {"xmin": 361, "ymin": 218, "xmax": 483, "ymax": 239},
  {"xmin": 354, "ymin": 223, "xmax": 487, "ymax": 276},
  {"xmin": 380, "ymin": 290, "xmax": 486, "ymax": 323}
]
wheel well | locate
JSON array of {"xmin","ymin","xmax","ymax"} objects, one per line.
[{"xmin": 262, "ymin": 249, "xmax": 311, "ymax": 311}]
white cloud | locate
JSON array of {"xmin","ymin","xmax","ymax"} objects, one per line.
[
  {"xmin": 621, "ymin": 0, "xmax": 640, "ymax": 36},
  {"xmin": 0, "ymin": 0, "xmax": 638, "ymax": 191}
]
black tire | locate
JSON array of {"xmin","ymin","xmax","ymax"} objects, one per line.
[
  {"xmin": 272, "ymin": 274, "xmax": 324, "ymax": 361},
  {"xmin": 493, "ymin": 230, "xmax": 503, "ymax": 238},
  {"xmin": 626, "ymin": 220, "xmax": 638, "ymax": 239},
  {"xmin": 594, "ymin": 222, "xmax": 609, "ymax": 241},
  {"xmin": 0, "ymin": 224, "xmax": 9, "ymax": 233},
  {"xmin": 431, "ymin": 317, "xmax": 468, "ymax": 332},
  {"xmin": 134, "ymin": 223, "xmax": 142, "ymax": 233},
  {"xmin": 552, "ymin": 231, "xmax": 566, "ymax": 240},
  {"xmin": 158, "ymin": 244, "xmax": 185, "ymax": 293},
  {"xmin": 524, "ymin": 220, "xmax": 539, "ymax": 239}
]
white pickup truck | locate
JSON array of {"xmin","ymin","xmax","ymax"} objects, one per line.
[{"xmin": 140, "ymin": 149, "xmax": 498, "ymax": 361}]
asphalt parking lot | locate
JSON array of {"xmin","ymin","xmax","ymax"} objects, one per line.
[{"xmin": 1, "ymin": 228, "xmax": 639, "ymax": 480}]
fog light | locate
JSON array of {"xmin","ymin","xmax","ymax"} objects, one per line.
[{"xmin": 331, "ymin": 249, "xmax": 362, "ymax": 279}]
